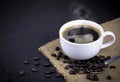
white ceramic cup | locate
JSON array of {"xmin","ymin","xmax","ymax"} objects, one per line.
[{"xmin": 59, "ymin": 20, "xmax": 116, "ymax": 60}]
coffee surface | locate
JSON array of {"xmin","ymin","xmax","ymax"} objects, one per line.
[{"xmin": 62, "ymin": 26, "xmax": 100, "ymax": 44}]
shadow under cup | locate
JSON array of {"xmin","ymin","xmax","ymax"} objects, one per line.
[{"xmin": 59, "ymin": 20, "xmax": 115, "ymax": 60}]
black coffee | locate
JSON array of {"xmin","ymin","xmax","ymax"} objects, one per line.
[{"xmin": 62, "ymin": 25, "xmax": 100, "ymax": 44}]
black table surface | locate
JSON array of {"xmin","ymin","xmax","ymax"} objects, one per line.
[{"xmin": 0, "ymin": 0, "xmax": 119, "ymax": 82}]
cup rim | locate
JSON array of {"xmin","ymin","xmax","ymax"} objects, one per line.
[{"xmin": 59, "ymin": 19, "xmax": 104, "ymax": 45}]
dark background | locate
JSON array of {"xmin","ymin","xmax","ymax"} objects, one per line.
[{"xmin": 0, "ymin": 0, "xmax": 119, "ymax": 82}]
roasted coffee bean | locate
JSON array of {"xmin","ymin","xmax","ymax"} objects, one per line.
[
  {"xmin": 69, "ymin": 64, "xmax": 76, "ymax": 68},
  {"xmin": 64, "ymin": 65, "xmax": 70, "ymax": 70},
  {"xmin": 87, "ymin": 63, "xmax": 92, "ymax": 69},
  {"xmin": 73, "ymin": 67, "xmax": 80, "ymax": 72},
  {"xmin": 105, "ymin": 56, "xmax": 111, "ymax": 60},
  {"xmin": 45, "ymin": 74, "xmax": 51, "ymax": 78},
  {"xmin": 94, "ymin": 74, "xmax": 99, "ymax": 81},
  {"xmin": 56, "ymin": 57, "xmax": 60, "ymax": 60},
  {"xmin": 56, "ymin": 52, "xmax": 62, "ymax": 60},
  {"xmin": 78, "ymin": 71, "xmax": 84, "ymax": 74},
  {"xmin": 57, "ymin": 52, "xmax": 63, "ymax": 57},
  {"xmin": 93, "ymin": 63, "xmax": 99, "ymax": 69},
  {"xmin": 86, "ymin": 74, "xmax": 91, "ymax": 79},
  {"xmin": 6, "ymin": 70, "xmax": 11, "ymax": 75},
  {"xmin": 24, "ymin": 60, "xmax": 29, "ymax": 65},
  {"xmin": 50, "ymin": 67, "xmax": 56, "ymax": 73},
  {"xmin": 79, "ymin": 67, "xmax": 83, "ymax": 71},
  {"xmin": 93, "ymin": 69, "xmax": 99, "ymax": 72},
  {"xmin": 99, "ymin": 63, "xmax": 105, "ymax": 68},
  {"xmin": 99, "ymin": 55, "xmax": 105, "ymax": 61},
  {"xmin": 34, "ymin": 62, "xmax": 40, "ymax": 66},
  {"xmin": 51, "ymin": 53, "xmax": 56, "ymax": 57},
  {"xmin": 68, "ymin": 38, "xmax": 75, "ymax": 43},
  {"xmin": 63, "ymin": 59, "xmax": 69, "ymax": 63},
  {"xmin": 55, "ymin": 47, "xmax": 60, "ymax": 51},
  {"xmin": 19, "ymin": 70, "xmax": 25, "ymax": 76},
  {"xmin": 33, "ymin": 56, "xmax": 40, "ymax": 61},
  {"xmin": 104, "ymin": 64, "xmax": 108, "ymax": 68},
  {"xmin": 44, "ymin": 68, "xmax": 56, "ymax": 74},
  {"xmin": 89, "ymin": 74, "xmax": 94, "ymax": 81},
  {"xmin": 106, "ymin": 75, "xmax": 112, "ymax": 80},
  {"xmin": 4, "ymin": 77, "xmax": 11, "ymax": 82},
  {"xmin": 69, "ymin": 69, "xmax": 76, "ymax": 75},
  {"xmin": 88, "ymin": 74, "xmax": 98, "ymax": 81},
  {"xmin": 97, "ymin": 68, "xmax": 103, "ymax": 72},
  {"xmin": 56, "ymin": 73, "xmax": 61, "ymax": 78},
  {"xmin": 44, "ymin": 63, "xmax": 51, "ymax": 67},
  {"xmin": 109, "ymin": 66, "xmax": 116, "ymax": 69},
  {"xmin": 31, "ymin": 68, "xmax": 38, "ymax": 72},
  {"xmin": 45, "ymin": 71, "xmax": 51, "ymax": 74}
]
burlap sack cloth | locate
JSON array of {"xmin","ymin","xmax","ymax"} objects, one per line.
[{"xmin": 39, "ymin": 18, "xmax": 120, "ymax": 82}]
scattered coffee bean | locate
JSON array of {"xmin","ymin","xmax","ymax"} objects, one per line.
[
  {"xmin": 44, "ymin": 63, "xmax": 51, "ymax": 67},
  {"xmin": 99, "ymin": 55, "xmax": 105, "ymax": 61},
  {"xmin": 69, "ymin": 69, "xmax": 76, "ymax": 75},
  {"xmin": 93, "ymin": 74, "xmax": 99, "ymax": 81},
  {"xmin": 33, "ymin": 56, "xmax": 40, "ymax": 61},
  {"xmin": 106, "ymin": 75, "xmax": 112, "ymax": 80},
  {"xmin": 56, "ymin": 57, "xmax": 60, "ymax": 60},
  {"xmin": 87, "ymin": 74, "xmax": 99, "ymax": 81},
  {"xmin": 104, "ymin": 64, "xmax": 108, "ymax": 68},
  {"xmin": 50, "ymin": 67, "xmax": 56, "ymax": 73},
  {"xmin": 78, "ymin": 71, "xmax": 84, "ymax": 74},
  {"xmin": 24, "ymin": 60, "xmax": 29, "ymax": 65},
  {"xmin": 105, "ymin": 56, "xmax": 111, "ymax": 60},
  {"xmin": 31, "ymin": 68, "xmax": 38, "ymax": 72},
  {"xmin": 45, "ymin": 74, "xmax": 51, "ymax": 78},
  {"xmin": 97, "ymin": 68, "xmax": 103, "ymax": 72},
  {"xmin": 56, "ymin": 73, "xmax": 61, "ymax": 78},
  {"xmin": 64, "ymin": 65, "xmax": 70, "ymax": 70},
  {"xmin": 86, "ymin": 74, "xmax": 90, "ymax": 79},
  {"xmin": 44, "ymin": 71, "xmax": 51, "ymax": 74},
  {"xmin": 55, "ymin": 47, "xmax": 60, "ymax": 51},
  {"xmin": 55, "ymin": 52, "xmax": 63, "ymax": 60},
  {"xmin": 34, "ymin": 62, "xmax": 40, "ymax": 66},
  {"xmin": 98, "ymin": 63, "xmax": 103, "ymax": 68},
  {"xmin": 109, "ymin": 66, "xmax": 116, "ymax": 69},
  {"xmin": 63, "ymin": 59, "xmax": 70, "ymax": 63},
  {"xmin": 51, "ymin": 53, "xmax": 56, "ymax": 57},
  {"xmin": 57, "ymin": 52, "xmax": 63, "ymax": 57},
  {"xmin": 44, "ymin": 67, "xmax": 56, "ymax": 74},
  {"xmin": 19, "ymin": 70, "xmax": 25, "ymax": 76},
  {"xmin": 69, "ymin": 63, "xmax": 75, "ymax": 68},
  {"xmin": 6, "ymin": 70, "xmax": 11, "ymax": 75}
]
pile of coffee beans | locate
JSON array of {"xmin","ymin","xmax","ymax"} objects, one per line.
[
  {"xmin": 2, "ymin": 46, "xmax": 116, "ymax": 82},
  {"xmin": 51, "ymin": 46, "xmax": 116, "ymax": 81}
]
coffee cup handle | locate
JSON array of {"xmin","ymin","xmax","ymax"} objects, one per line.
[{"xmin": 101, "ymin": 31, "xmax": 116, "ymax": 49}]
